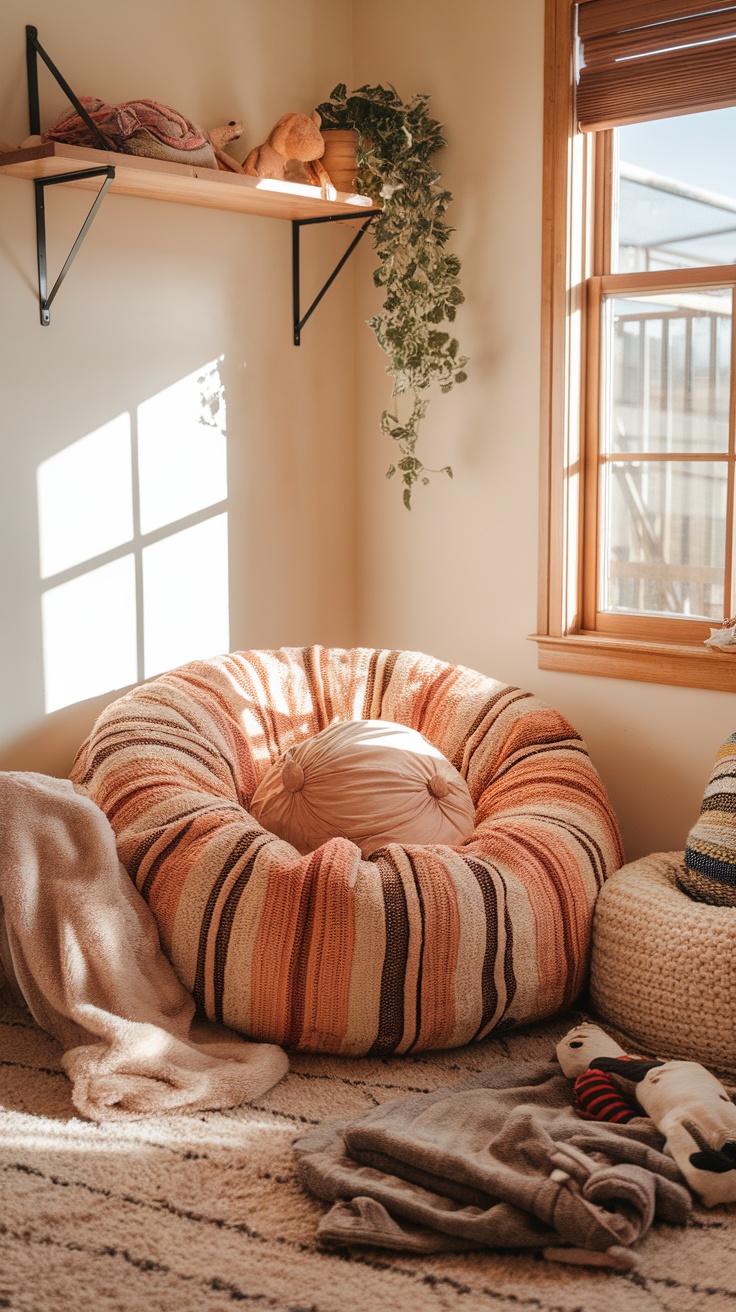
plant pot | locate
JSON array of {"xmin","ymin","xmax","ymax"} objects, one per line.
[{"xmin": 320, "ymin": 128, "xmax": 358, "ymax": 193}]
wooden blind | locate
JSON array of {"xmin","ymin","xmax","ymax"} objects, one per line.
[{"xmin": 576, "ymin": 0, "xmax": 736, "ymax": 130}]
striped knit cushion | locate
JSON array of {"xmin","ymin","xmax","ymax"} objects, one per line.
[
  {"xmin": 680, "ymin": 733, "xmax": 736, "ymax": 906},
  {"xmin": 70, "ymin": 647, "xmax": 624, "ymax": 1055}
]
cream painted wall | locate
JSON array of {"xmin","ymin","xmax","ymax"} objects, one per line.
[
  {"xmin": 0, "ymin": 0, "xmax": 357, "ymax": 777},
  {"xmin": 353, "ymin": 0, "xmax": 735, "ymax": 862},
  {"xmin": 1, "ymin": 0, "xmax": 733, "ymax": 860}
]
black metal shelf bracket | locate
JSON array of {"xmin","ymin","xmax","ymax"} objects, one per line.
[
  {"xmin": 34, "ymin": 165, "xmax": 115, "ymax": 325},
  {"xmin": 26, "ymin": 26, "xmax": 112, "ymax": 149},
  {"xmin": 25, "ymin": 25, "xmax": 116, "ymax": 324},
  {"xmin": 292, "ymin": 211, "xmax": 380, "ymax": 345}
]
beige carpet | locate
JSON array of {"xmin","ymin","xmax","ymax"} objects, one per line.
[{"xmin": 1, "ymin": 994, "xmax": 735, "ymax": 1312}]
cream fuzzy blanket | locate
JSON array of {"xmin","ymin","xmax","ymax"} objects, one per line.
[{"xmin": 0, "ymin": 772, "xmax": 288, "ymax": 1120}]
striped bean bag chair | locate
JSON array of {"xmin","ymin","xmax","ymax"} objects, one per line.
[{"xmin": 70, "ymin": 647, "xmax": 623, "ymax": 1055}]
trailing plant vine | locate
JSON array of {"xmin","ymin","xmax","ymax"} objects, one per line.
[{"xmin": 315, "ymin": 83, "xmax": 468, "ymax": 508}]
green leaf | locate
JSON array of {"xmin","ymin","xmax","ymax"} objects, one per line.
[{"xmin": 319, "ymin": 80, "xmax": 467, "ymax": 507}]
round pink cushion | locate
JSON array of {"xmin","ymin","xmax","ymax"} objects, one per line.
[{"xmin": 249, "ymin": 720, "xmax": 476, "ymax": 857}]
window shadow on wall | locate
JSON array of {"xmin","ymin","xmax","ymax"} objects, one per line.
[{"xmin": 36, "ymin": 357, "xmax": 230, "ymax": 716}]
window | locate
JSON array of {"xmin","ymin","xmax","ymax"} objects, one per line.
[{"xmin": 535, "ymin": 0, "xmax": 736, "ymax": 690}]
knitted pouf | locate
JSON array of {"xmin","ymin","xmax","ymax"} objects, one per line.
[
  {"xmin": 590, "ymin": 850, "xmax": 736, "ymax": 1073},
  {"xmin": 71, "ymin": 646, "xmax": 623, "ymax": 1055}
]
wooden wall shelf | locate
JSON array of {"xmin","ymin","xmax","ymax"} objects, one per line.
[
  {"xmin": 0, "ymin": 141, "xmax": 375, "ymax": 222},
  {"xmin": 3, "ymin": 28, "xmax": 381, "ymax": 329}
]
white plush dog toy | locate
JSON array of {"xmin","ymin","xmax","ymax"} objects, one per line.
[{"xmin": 557, "ymin": 1023, "xmax": 736, "ymax": 1207}]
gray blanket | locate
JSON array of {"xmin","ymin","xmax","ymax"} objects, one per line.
[{"xmin": 294, "ymin": 1062, "xmax": 692, "ymax": 1268}]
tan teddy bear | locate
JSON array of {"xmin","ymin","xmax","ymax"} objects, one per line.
[
  {"xmin": 208, "ymin": 121, "xmax": 245, "ymax": 172},
  {"xmin": 243, "ymin": 111, "xmax": 335, "ymax": 197}
]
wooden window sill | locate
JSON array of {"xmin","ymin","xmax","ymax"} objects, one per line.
[{"xmin": 530, "ymin": 632, "xmax": 736, "ymax": 692}]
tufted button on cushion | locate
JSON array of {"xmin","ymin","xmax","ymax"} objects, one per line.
[
  {"xmin": 71, "ymin": 647, "xmax": 623, "ymax": 1055},
  {"xmin": 428, "ymin": 773, "xmax": 449, "ymax": 799},
  {"xmin": 281, "ymin": 757, "xmax": 306, "ymax": 794}
]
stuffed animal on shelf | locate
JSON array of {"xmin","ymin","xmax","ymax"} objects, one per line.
[
  {"xmin": 557, "ymin": 1023, "xmax": 736, "ymax": 1207},
  {"xmin": 243, "ymin": 111, "xmax": 336, "ymax": 197},
  {"xmin": 208, "ymin": 121, "xmax": 245, "ymax": 173}
]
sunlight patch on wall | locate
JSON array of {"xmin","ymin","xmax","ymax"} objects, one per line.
[
  {"xmin": 37, "ymin": 414, "xmax": 133, "ymax": 579},
  {"xmin": 137, "ymin": 361, "xmax": 227, "ymax": 535},
  {"xmin": 143, "ymin": 514, "xmax": 229, "ymax": 679},
  {"xmin": 42, "ymin": 556, "xmax": 138, "ymax": 714},
  {"xmin": 38, "ymin": 359, "xmax": 229, "ymax": 714}
]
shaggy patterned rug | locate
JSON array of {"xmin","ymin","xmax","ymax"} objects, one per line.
[{"xmin": 1, "ymin": 994, "xmax": 735, "ymax": 1312}]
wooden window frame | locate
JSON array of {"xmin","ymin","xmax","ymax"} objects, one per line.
[{"xmin": 532, "ymin": 0, "xmax": 736, "ymax": 692}]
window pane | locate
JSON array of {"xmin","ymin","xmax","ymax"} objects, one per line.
[
  {"xmin": 615, "ymin": 108, "xmax": 736, "ymax": 273},
  {"xmin": 142, "ymin": 514, "xmax": 229, "ymax": 678},
  {"xmin": 137, "ymin": 359, "xmax": 227, "ymax": 535},
  {"xmin": 41, "ymin": 555, "xmax": 138, "ymax": 713},
  {"xmin": 600, "ymin": 461, "xmax": 727, "ymax": 621},
  {"xmin": 37, "ymin": 414, "xmax": 133, "ymax": 579},
  {"xmin": 602, "ymin": 292, "xmax": 731, "ymax": 456}
]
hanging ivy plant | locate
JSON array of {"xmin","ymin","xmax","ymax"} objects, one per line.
[{"xmin": 315, "ymin": 83, "xmax": 468, "ymax": 508}]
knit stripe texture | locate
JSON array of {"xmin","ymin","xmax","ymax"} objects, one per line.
[{"xmin": 682, "ymin": 731, "xmax": 736, "ymax": 905}]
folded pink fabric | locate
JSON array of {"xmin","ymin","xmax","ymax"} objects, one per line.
[{"xmin": 43, "ymin": 96, "xmax": 217, "ymax": 167}]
